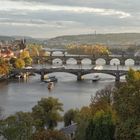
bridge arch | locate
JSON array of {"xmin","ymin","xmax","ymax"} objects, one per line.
[
  {"xmin": 81, "ymin": 58, "xmax": 92, "ymax": 64},
  {"xmin": 110, "ymin": 58, "xmax": 120, "ymax": 65},
  {"xmin": 43, "ymin": 71, "xmax": 78, "ymax": 77},
  {"xmin": 125, "ymin": 58, "xmax": 135, "ymax": 66},
  {"xmin": 81, "ymin": 71, "xmax": 116, "ymax": 77},
  {"xmin": 66, "ymin": 58, "xmax": 77, "ymax": 64},
  {"xmin": 82, "ymin": 73, "xmax": 116, "ymax": 80},
  {"xmin": 52, "ymin": 51, "xmax": 65, "ymax": 56},
  {"xmin": 95, "ymin": 58, "xmax": 106, "ymax": 65},
  {"xmin": 52, "ymin": 58, "xmax": 63, "ymax": 65}
]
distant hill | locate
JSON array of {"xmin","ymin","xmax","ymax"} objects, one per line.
[
  {"xmin": 0, "ymin": 35, "xmax": 44, "ymax": 44},
  {"xmin": 45, "ymin": 33, "xmax": 140, "ymax": 48},
  {"xmin": 1, "ymin": 33, "xmax": 140, "ymax": 48}
]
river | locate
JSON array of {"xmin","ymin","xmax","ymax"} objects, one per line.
[{"xmin": 0, "ymin": 59, "xmax": 138, "ymax": 116}]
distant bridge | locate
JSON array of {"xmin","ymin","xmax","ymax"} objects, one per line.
[
  {"xmin": 45, "ymin": 55, "xmax": 140, "ymax": 66},
  {"xmin": 11, "ymin": 68, "xmax": 128, "ymax": 82},
  {"xmin": 39, "ymin": 48, "xmax": 140, "ymax": 66}
]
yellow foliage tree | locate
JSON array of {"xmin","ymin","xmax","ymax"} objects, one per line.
[
  {"xmin": 126, "ymin": 68, "xmax": 140, "ymax": 84},
  {"xmin": 67, "ymin": 44, "xmax": 110, "ymax": 56},
  {"xmin": 0, "ymin": 58, "xmax": 10, "ymax": 75},
  {"xmin": 15, "ymin": 58, "xmax": 25, "ymax": 69},
  {"xmin": 27, "ymin": 44, "xmax": 42, "ymax": 57},
  {"xmin": 20, "ymin": 50, "xmax": 30, "ymax": 59}
]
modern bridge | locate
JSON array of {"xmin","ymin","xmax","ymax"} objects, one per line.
[{"xmin": 11, "ymin": 68, "xmax": 128, "ymax": 82}]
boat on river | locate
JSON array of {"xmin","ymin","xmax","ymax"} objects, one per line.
[
  {"xmin": 48, "ymin": 82, "xmax": 54, "ymax": 90},
  {"xmin": 92, "ymin": 75, "xmax": 100, "ymax": 82}
]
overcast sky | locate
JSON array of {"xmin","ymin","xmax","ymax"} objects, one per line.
[{"xmin": 0, "ymin": 0, "xmax": 140, "ymax": 38}]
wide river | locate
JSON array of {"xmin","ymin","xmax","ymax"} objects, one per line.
[{"xmin": 0, "ymin": 59, "xmax": 138, "ymax": 116}]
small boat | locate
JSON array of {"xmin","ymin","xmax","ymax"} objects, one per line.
[
  {"xmin": 92, "ymin": 75, "xmax": 100, "ymax": 82},
  {"xmin": 15, "ymin": 74, "xmax": 23, "ymax": 79},
  {"xmin": 43, "ymin": 76, "xmax": 58, "ymax": 83},
  {"xmin": 48, "ymin": 82, "xmax": 54, "ymax": 90}
]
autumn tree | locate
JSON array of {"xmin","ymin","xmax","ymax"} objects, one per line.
[
  {"xmin": 27, "ymin": 44, "xmax": 42, "ymax": 58},
  {"xmin": 0, "ymin": 58, "xmax": 10, "ymax": 75},
  {"xmin": 20, "ymin": 50, "xmax": 30, "ymax": 59},
  {"xmin": 32, "ymin": 97, "xmax": 63, "ymax": 130},
  {"xmin": 67, "ymin": 44, "xmax": 110, "ymax": 56},
  {"xmin": 90, "ymin": 86, "xmax": 116, "ymax": 115},
  {"xmin": 15, "ymin": 58, "xmax": 25, "ymax": 68},
  {"xmin": 24, "ymin": 57, "xmax": 32, "ymax": 66},
  {"xmin": 27, "ymin": 44, "xmax": 49, "ymax": 64},
  {"xmin": 19, "ymin": 50, "xmax": 33, "ymax": 66}
]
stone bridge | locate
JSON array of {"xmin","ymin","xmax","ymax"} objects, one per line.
[
  {"xmin": 45, "ymin": 55, "xmax": 140, "ymax": 66},
  {"xmin": 11, "ymin": 68, "xmax": 128, "ymax": 82}
]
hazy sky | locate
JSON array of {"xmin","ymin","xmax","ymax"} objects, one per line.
[{"xmin": 0, "ymin": 0, "xmax": 140, "ymax": 38}]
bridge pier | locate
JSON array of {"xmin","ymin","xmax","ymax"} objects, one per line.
[
  {"xmin": 47, "ymin": 58, "xmax": 53, "ymax": 65},
  {"xmin": 77, "ymin": 60, "xmax": 81, "ymax": 65},
  {"xmin": 40, "ymin": 72, "xmax": 45, "ymax": 81},
  {"xmin": 63, "ymin": 60, "xmax": 66, "ymax": 65},
  {"xmin": 106, "ymin": 60, "xmax": 110, "ymax": 65},
  {"xmin": 91, "ymin": 60, "xmax": 96, "ymax": 65},
  {"xmin": 77, "ymin": 73, "xmax": 82, "ymax": 81},
  {"xmin": 120, "ymin": 60, "xmax": 125, "ymax": 66},
  {"xmin": 115, "ymin": 72, "xmax": 120, "ymax": 82}
]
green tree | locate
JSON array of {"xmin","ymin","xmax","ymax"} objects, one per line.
[
  {"xmin": 64, "ymin": 109, "xmax": 79, "ymax": 126},
  {"xmin": 115, "ymin": 118, "xmax": 140, "ymax": 140},
  {"xmin": 75, "ymin": 107, "xmax": 92, "ymax": 140},
  {"xmin": 24, "ymin": 57, "xmax": 32, "ymax": 66},
  {"xmin": 76, "ymin": 86, "xmax": 116, "ymax": 140},
  {"xmin": 85, "ymin": 111, "xmax": 115, "ymax": 140},
  {"xmin": 114, "ymin": 69, "xmax": 140, "ymax": 140},
  {"xmin": 32, "ymin": 97, "xmax": 63, "ymax": 130},
  {"xmin": 9, "ymin": 57, "xmax": 17, "ymax": 68},
  {"xmin": 0, "ymin": 112, "xmax": 33, "ymax": 140}
]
